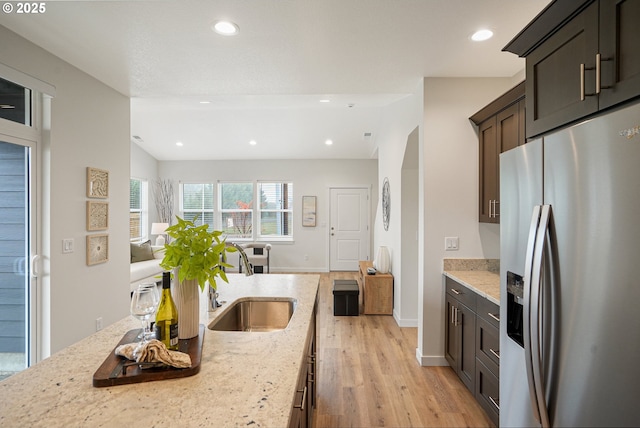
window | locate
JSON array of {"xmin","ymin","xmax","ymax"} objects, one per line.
[
  {"xmin": 258, "ymin": 182, "xmax": 293, "ymax": 239},
  {"xmin": 0, "ymin": 76, "xmax": 31, "ymax": 126},
  {"xmin": 129, "ymin": 178, "xmax": 148, "ymax": 241},
  {"xmin": 219, "ymin": 182, "xmax": 253, "ymax": 239},
  {"xmin": 181, "ymin": 183, "xmax": 214, "ymax": 229}
]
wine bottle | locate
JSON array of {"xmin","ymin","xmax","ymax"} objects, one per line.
[{"xmin": 155, "ymin": 271, "xmax": 179, "ymax": 350}]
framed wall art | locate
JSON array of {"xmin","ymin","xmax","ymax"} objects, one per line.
[
  {"xmin": 302, "ymin": 196, "xmax": 317, "ymax": 227},
  {"xmin": 87, "ymin": 234, "xmax": 109, "ymax": 265},
  {"xmin": 86, "ymin": 201, "xmax": 109, "ymax": 231},
  {"xmin": 86, "ymin": 167, "xmax": 109, "ymax": 199}
]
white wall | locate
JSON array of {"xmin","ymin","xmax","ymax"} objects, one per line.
[
  {"xmin": 159, "ymin": 159, "xmax": 377, "ymax": 271},
  {"xmin": 0, "ymin": 26, "xmax": 131, "ymax": 356},
  {"xmin": 418, "ymin": 77, "xmax": 518, "ymax": 365},
  {"xmin": 373, "ymin": 82, "xmax": 424, "ymax": 327}
]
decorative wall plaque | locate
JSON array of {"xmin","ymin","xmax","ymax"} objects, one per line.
[
  {"xmin": 87, "ymin": 234, "xmax": 109, "ymax": 265},
  {"xmin": 382, "ymin": 177, "xmax": 390, "ymax": 231},
  {"xmin": 87, "ymin": 167, "xmax": 109, "ymax": 199},
  {"xmin": 302, "ymin": 196, "xmax": 317, "ymax": 227},
  {"xmin": 87, "ymin": 201, "xmax": 109, "ymax": 231}
]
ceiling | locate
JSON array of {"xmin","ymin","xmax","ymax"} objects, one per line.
[{"xmin": 0, "ymin": 0, "xmax": 548, "ymax": 160}]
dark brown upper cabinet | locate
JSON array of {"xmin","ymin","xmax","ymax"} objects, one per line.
[
  {"xmin": 470, "ymin": 82, "xmax": 525, "ymax": 224},
  {"xmin": 504, "ymin": 0, "xmax": 640, "ymax": 138}
]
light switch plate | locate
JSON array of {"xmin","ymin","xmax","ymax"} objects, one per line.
[
  {"xmin": 62, "ymin": 238, "xmax": 74, "ymax": 253},
  {"xmin": 445, "ymin": 237, "xmax": 459, "ymax": 251}
]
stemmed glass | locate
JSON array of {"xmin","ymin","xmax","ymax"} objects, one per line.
[
  {"xmin": 136, "ymin": 283, "xmax": 160, "ymax": 339},
  {"xmin": 130, "ymin": 284, "xmax": 159, "ymax": 342}
]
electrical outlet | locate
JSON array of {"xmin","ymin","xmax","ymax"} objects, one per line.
[
  {"xmin": 96, "ymin": 317, "xmax": 103, "ymax": 331},
  {"xmin": 445, "ymin": 237, "xmax": 459, "ymax": 251},
  {"xmin": 62, "ymin": 238, "xmax": 74, "ymax": 253}
]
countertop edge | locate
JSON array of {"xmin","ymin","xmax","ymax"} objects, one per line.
[{"xmin": 443, "ymin": 271, "xmax": 500, "ymax": 306}]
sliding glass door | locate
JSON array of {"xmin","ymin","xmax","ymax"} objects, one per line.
[
  {"xmin": 0, "ymin": 136, "xmax": 36, "ymax": 380},
  {"xmin": 0, "ymin": 75, "xmax": 40, "ymax": 380}
]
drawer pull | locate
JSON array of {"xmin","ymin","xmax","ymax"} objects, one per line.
[
  {"xmin": 450, "ymin": 288, "xmax": 461, "ymax": 295},
  {"xmin": 489, "ymin": 348, "xmax": 500, "ymax": 360},
  {"xmin": 488, "ymin": 312, "xmax": 500, "ymax": 322},
  {"xmin": 294, "ymin": 386, "xmax": 307, "ymax": 410},
  {"xmin": 489, "ymin": 396, "xmax": 500, "ymax": 410}
]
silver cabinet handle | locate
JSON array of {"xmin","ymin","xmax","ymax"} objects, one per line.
[
  {"xmin": 454, "ymin": 307, "xmax": 458, "ymax": 327},
  {"xmin": 595, "ymin": 53, "xmax": 613, "ymax": 94},
  {"xmin": 580, "ymin": 63, "xmax": 586, "ymax": 101},
  {"xmin": 489, "ymin": 396, "xmax": 500, "ymax": 410},
  {"xmin": 488, "ymin": 312, "xmax": 500, "ymax": 322},
  {"xmin": 451, "ymin": 306, "xmax": 455, "ymax": 324},
  {"xmin": 494, "ymin": 200, "xmax": 499, "ymax": 217},
  {"xmin": 489, "ymin": 348, "xmax": 500, "ymax": 360},
  {"xmin": 450, "ymin": 288, "xmax": 461, "ymax": 295},
  {"xmin": 294, "ymin": 386, "xmax": 307, "ymax": 410}
]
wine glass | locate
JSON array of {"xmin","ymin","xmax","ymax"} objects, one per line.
[
  {"xmin": 130, "ymin": 286, "xmax": 158, "ymax": 342},
  {"xmin": 136, "ymin": 283, "xmax": 160, "ymax": 340}
]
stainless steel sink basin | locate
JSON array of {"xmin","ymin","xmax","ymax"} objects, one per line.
[{"xmin": 208, "ymin": 298, "xmax": 296, "ymax": 332}]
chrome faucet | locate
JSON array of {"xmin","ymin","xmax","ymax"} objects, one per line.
[
  {"xmin": 209, "ymin": 242, "xmax": 253, "ymax": 311},
  {"xmin": 229, "ymin": 242, "xmax": 254, "ymax": 276}
]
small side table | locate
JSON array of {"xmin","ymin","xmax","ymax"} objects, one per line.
[{"xmin": 358, "ymin": 261, "xmax": 393, "ymax": 315}]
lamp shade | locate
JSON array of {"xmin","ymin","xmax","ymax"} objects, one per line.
[{"xmin": 151, "ymin": 222, "xmax": 169, "ymax": 235}]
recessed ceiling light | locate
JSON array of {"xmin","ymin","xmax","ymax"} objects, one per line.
[
  {"xmin": 319, "ymin": 99, "xmax": 330, "ymax": 103},
  {"xmin": 471, "ymin": 29, "xmax": 494, "ymax": 42},
  {"xmin": 325, "ymin": 139, "xmax": 333, "ymax": 146},
  {"xmin": 199, "ymin": 101, "xmax": 211, "ymax": 104},
  {"xmin": 212, "ymin": 20, "xmax": 239, "ymax": 36},
  {"xmin": 176, "ymin": 141, "xmax": 184, "ymax": 147},
  {"xmin": 249, "ymin": 140, "xmax": 257, "ymax": 146}
]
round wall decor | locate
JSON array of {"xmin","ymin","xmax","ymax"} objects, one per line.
[{"xmin": 382, "ymin": 177, "xmax": 390, "ymax": 231}]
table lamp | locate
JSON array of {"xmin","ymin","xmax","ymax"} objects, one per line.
[{"xmin": 151, "ymin": 222, "xmax": 169, "ymax": 246}]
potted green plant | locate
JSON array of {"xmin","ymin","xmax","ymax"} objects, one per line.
[{"xmin": 159, "ymin": 215, "xmax": 236, "ymax": 338}]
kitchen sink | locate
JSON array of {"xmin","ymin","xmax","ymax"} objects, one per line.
[{"xmin": 208, "ymin": 298, "xmax": 296, "ymax": 332}]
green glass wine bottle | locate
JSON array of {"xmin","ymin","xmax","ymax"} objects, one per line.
[{"xmin": 155, "ymin": 271, "xmax": 179, "ymax": 350}]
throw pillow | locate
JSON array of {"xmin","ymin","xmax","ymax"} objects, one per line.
[{"xmin": 131, "ymin": 240, "xmax": 154, "ymax": 263}]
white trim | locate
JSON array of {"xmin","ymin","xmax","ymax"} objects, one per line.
[
  {"xmin": 0, "ymin": 62, "xmax": 56, "ymax": 97},
  {"xmin": 415, "ymin": 348, "xmax": 449, "ymax": 367}
]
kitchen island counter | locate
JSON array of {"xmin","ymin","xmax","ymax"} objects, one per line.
[{"xmin": 0, "ymin": 274, "xmax": 319, "ymax": 428}]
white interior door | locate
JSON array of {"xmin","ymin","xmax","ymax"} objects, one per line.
[{"xmin": 329, "ymin": 188, "xmax": 369, "ymax": 271}]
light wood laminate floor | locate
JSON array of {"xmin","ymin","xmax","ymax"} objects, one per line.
[{"xmin": 313, "ymin": 272, "xmax": 494, "ymax": 428}]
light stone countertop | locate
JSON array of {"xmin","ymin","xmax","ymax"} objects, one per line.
[
  {"xmin": 443, "ymin": 270, "xmax": 500, "ymax": 305},
  {"xmin": 0, "ymin": 273, "xmax": 320, "ymax": 428}
]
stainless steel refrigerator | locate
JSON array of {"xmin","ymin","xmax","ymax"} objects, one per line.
[{"xmin": 500, "ymin": 101, "xmax": 640, "ymax": 427}]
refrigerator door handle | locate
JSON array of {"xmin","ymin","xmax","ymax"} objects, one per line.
[
  {"xmin": 530, "ymin": 204, "xmax": 552, "ymax": 428},
  {"xmin": 523, "ymin": 205, "xmax": 543, "ymax": 424}
]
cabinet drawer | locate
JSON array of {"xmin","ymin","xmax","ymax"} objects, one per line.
[
  {"xmin": 477, "ymin": 297, "xmax": 500, "ymax": 329},
  {"xmin": 476, "ymin": 359, "xmax": 499, "ymax": 426},
  {"xmin": 476, "ymin": 317, "xmax": 500, "ymax": 376},
  {"xmin": 445, "ymin": 277, "xmax": 476, "ymax": 311}
]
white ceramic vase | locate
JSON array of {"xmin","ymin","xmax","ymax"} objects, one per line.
[
  {"xmin": 374, "ymin": 246, "xmax": 390, "ymax": 274},
  {"xmin": 173, "ymin": 271, "xmax": 200, "ymax": 339}
]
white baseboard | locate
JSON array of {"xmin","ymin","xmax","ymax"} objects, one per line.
[
  {"xmin": 393, "ymin": 310, "xmax": 418, "ymax": 327},
  {"xmin": 415, "ymin": 348, "xmax": 449, "ymax": 367}
]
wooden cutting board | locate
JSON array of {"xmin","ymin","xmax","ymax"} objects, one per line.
[{"xmin": 93, "ymin": 324, "xmax": 204, "ymax": 387}]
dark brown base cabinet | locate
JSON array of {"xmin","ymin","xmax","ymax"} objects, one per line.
[
  {"xmin": 289, "ymin": 295, "xmax": 317, "ymax": 428},
  {"xmin": 444, "ymin": 276, "xmax": 500, "ymax": 426},
  {"xmin": 504, "ymin": 0, "xmax": 640, "ymax": 138}
]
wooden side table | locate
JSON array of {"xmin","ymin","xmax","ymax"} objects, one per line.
[{"xmin": 358, "ymin": 261, "xmax": 393, "ymax": 315}]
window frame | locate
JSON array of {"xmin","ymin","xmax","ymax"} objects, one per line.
[
  {"xmin": 217, "ymin": 181, "xmax": 254, "ymax": 241},
  {"xmin": 257, "ymin": 181, "xmax": 294, "ymax": 242},
  {"xmin": 179, "ymin": 182, "xmax": 215, "ymax": 231},
  {"xmin": 129, "ymin": 177, "xmax": 148, "ymax": 242}
]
